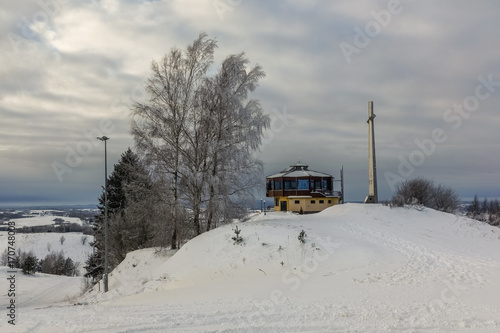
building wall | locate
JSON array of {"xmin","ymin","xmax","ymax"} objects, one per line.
[
  {"xmin": 273, "ymin": 196, "xmax": 339, "ymax": 213},
  {"xmin": 273, "ymin": 197, "xmax": 288, "ymax": 212}
]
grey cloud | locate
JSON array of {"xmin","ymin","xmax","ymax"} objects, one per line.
[{"xmin": 1, "ymin": 0, "xmax": 499, "ymax": 206}]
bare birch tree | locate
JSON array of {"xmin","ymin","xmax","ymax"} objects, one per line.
[
  {"xmin": 132, "ymin": 33, "xmax": 270, "ymax": 244},
  {"xmin": 132, "ymin": 33, "xmax": 217, "ymax": 248},
  {"xmin": 202, "ymin": 53, "xmax": 269, "ymax": 230}
]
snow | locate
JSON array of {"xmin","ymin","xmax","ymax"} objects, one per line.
[
  {"xmin": 0, "ymin": 232, "xmax": 94, "ymax": 274},
  {"xmin": 2, "ymin": 203, "xmax": 500, "ymax": 332},
  {"xmin": 9, "ymin": 215, "xmax": 85, "ymax": 228}
]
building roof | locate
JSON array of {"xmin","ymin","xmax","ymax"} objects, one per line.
[{"xmin": 266, "ymin": 163, "xmax": 333, "ymax": 179}]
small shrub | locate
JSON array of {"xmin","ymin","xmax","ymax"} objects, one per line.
[
  {"xmin": 298, "ymin": 230, "xmax": 307, "ymax": 243},
  {"xmin": 299, "ymin": 207, "xmax": 304, "ymax": 215},
  {"xmin": 81, "ymin": 277, "xmax": 94, "ymax": 294},
  {"xmin": 81, "ymin": 235, "xmax": 88, "ymax": 245},
  {"xmin": 60, "ymin": 235, "xmax": 66, "ymax": 245}
]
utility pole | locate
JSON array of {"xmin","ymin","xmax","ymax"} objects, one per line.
[
  {"xmin": 340, "ymin": 166, "xmax": 344, "ymax": 204},
  {"xmin": 97, "ymin": 136, "xmax": 109, "ymax": 292},
  {"xmin": 364, "ymin": 101, "xmax": 378, "ymax": 204}
]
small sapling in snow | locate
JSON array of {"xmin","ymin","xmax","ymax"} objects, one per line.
[
  {"xmin": 232, "ymin": 226, "xmax": 243, "ymax": 244},
  {"xmin": 298, "ymin": 230, "xmax": 307, "ymax": 243}
]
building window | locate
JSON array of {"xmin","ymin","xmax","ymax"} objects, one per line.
[
  {"xmin": 328, "ymin": 200, "xmax": 332, "ymax": 204},
  {"xmin": 284, "ymin": 180, "xmax": 297, "ymax": 190},
  {"xmin": 275, "ymin": 181, "xmax": 282, "ymax": 190},
  {"xmin": 311, "ymin": 200, "xmax": 316, "ymax": 204},
  {"xmin": 298, "ymin": 179, "xmax": 309, "ymax": 190},
  {"xmin": 294, "ymin": 200, "xmax": 300, "ymax": 204},
  {"xmin": 319, "ymin": 200, "xmax": 324, "ymax": 204},
  {"xmin": 275, "ymin": 198, "xmax": 279, "ymax": 206}
]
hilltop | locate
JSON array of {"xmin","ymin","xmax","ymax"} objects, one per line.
[{"xmin": 5, "ymin": 204, "xmax": 500, "ymax": 332}]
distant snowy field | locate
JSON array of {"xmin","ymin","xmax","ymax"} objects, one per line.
[
  {"xmin": 2, "ymin": 204, "xmax": 500, "ymax": 332},
  {"xmin": 9, "ymin": 215, "xmax": 84, "ymax": 228},
  {"xmin": 0, "ymin": 232, "xmax": 93, "ymax": 273}
]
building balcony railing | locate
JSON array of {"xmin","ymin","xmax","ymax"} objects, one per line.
[{"xmin": 266, "ymin": 189, "xmax": 341, "ymax": 198}]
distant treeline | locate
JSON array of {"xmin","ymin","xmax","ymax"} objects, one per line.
[
  {"xmin": 467, "ymin": 195, "xmax": 500, "ymax": 226},
  {"xmin": 0, "ymin": 223, "xmax": 93, "ymax": 234},
  {"xmin": 0, "ymin": 211, "xmax": 25, "ymax": 220}
]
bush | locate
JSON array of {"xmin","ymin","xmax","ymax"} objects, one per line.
[
  {"xmin": 40, "ymin": 250, "xmax": 78, "ymax": 276},
  {"xmin": 391, "ymin": 177, "xmax": 460, "ymax": 213},
  {"xmin": 298, "ymin": 230, "xmax": 307, "ymax": 243},
  {"xmin": 22, "ymin": 255, "xmax": 38, "ymax": 275},
  {"xmin": 2, "ymin": 249, "xmax": 40, "ymax": 274}
]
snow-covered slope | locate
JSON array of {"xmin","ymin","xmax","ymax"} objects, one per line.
[{"xmin": 4, "ymin": 204, "xmax": 500, "ymax": 332}]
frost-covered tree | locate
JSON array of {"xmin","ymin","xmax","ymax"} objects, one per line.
[
  {"xmin": 391, "ymin": 177, "xmax": 435, "ymax": 207},
  {"xmin": 391, "ymin": 177, "xmax": 459, "ymax": 213},
  {"xmin": 432, "ymin": 183, "xmax": 460, "ymax": 213},
  {"xmin": 201, "ymin": 52, "xmax": 269, "ymax": 231},
  {"xmin": 132, "ymin": 33, "xmax": 217, "ymax": 247},
  {"xmin": 132, "ymin": 33, "xmax": 270, "ymax": 243}
]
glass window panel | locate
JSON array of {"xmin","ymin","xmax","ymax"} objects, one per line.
[{"xmin": 298, "ymin": 179, "xmax": 309, "ymax": 190}]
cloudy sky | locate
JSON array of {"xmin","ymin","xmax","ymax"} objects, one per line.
[{"xmin": 1, "ymin": 0, "xmax": 499, "ymax": 207}]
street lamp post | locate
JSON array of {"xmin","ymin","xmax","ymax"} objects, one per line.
[{"xmin": 97, "ymin": 136, "xmax": 109, "ymax": 293}]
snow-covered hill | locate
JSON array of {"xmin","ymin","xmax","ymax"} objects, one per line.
[{"xmin": 4, "ymin": 204, "xmax": 500, "ymax": 332}]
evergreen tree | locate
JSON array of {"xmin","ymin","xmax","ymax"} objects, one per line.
[
  {"xmin": 481, "ymin": 198, "xmax": 489, "ymax": 214},
  {"xmin": 64, "ymin": 257, "xmax": 77, "ymax": 276},
  {"xmin": 467, "ymin": 195, "xmax": 480, "ymax": 218},
  {"xmin": 86, "ymin": 148, "xmax": 158, "ymax": 280},
  {"xmin": 22, "ymin": 255, "xmax": 38, "ymax": 275}
]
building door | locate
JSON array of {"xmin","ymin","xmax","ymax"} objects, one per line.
[{"xmin": 280, "ymin": 200, "xmax": 287, "ymax": 211}]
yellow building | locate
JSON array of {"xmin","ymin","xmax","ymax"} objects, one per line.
[{"xmin": 266, "ymin": 163, "xmax": 342, "ymax": 213}]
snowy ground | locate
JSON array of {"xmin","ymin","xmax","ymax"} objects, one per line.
[{"xmin": 2, "ymin": 204, "xmax": 500, "ymax": 332}]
